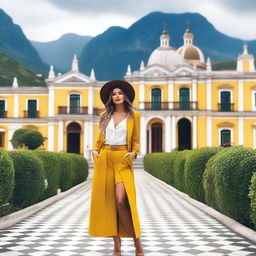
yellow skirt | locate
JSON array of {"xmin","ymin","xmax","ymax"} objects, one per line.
[{"xmin": 88, "ymin": 146, "xmax": 141, "ymax": 238}]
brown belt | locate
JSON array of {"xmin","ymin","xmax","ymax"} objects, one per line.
[{"xmin": 103, "ymin": 144, "xmax": 128, "ymax": 151}]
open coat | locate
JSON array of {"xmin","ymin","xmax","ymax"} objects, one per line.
[{"xmin": 88, "ymin": 110, "xmax": 141, "ymax": 238}]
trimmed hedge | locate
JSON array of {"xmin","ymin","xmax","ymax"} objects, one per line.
[
  {"xmin": 8, "ymin": 149, "xmax": 45, "ymax": 208},
  {"xmin": 144, "ymin": 152, "xmax": 178, "ymax": 185},
  {"xmin": 0, "ymin": 149, "xmax": 15, "ymax": 205},
  {"xmin": 249, "ymin": 172, "xmax": 256, "ymax": 227},
  {"xmin": 173, "ymin": 150, "xmax": 190, "ymax": 192},
  {"xmin": 184, "ymin": 147, "xmax": 221, "ymax": 202},
  {"xmin": 211, "ymin": 146, "xmax": 256, "ymax": 227},
  {"xmin": 33, "ymin": 150, "xmax": 61, "ymax": 199}
]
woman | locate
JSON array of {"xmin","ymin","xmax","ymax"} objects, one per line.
[{"xmin": 88, "ymin": 80, "xmax": 144, "ymax": 256}]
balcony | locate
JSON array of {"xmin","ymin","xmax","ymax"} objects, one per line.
[
  {"xmin": 24, "ymin": 111, "xmax": 40, "ymax": 118},
  {"xmin": 218, "ymin": 103, "xmax": 234, "ymax": 112},
  {"xmin": 0, "ymin": 110, "xmax": 7, "ymax": 118},
  {"xmin": 93, "ymin": 108, "xmax": 104, "ymax": 116},
  {"xmin": 58, "ymin": 106, "xmax": 88, "ymax": 115},
  {"xmin": 142, "ymin": 101, "xmax": 198, "ymax": 110}
]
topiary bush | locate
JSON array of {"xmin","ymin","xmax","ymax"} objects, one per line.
[
  {"xmin": 173, "ymin": 150, "xmax": 190, "ymax": 192},
  {"xmin": 249, "ymin": 172, "xmax": 256, "ymax": 227},
  {"xmin": 11, "ymin": 128, "xmax": 45, "ymax": 149},
  {"xmin": 67, "ymin": 153, "xmax": 88, "ymax": 186},
  {"xmin": 0, "ymin": 149, "xmax": 15, "ymax": 205},
  {"xmin": 213, "ymin": 146, "xmax": 256, "ymax": 227},
  {"xmin": 8, "ymin": 149, "xmax": 45, "ymax": 208},
  {"xmin": 184, "ymin": 147, "xmax": 221, "ymax": 202},
  {"xmin": 144, "ymin": 152, "xmax": 178, "ymax": 185},
  {"xmin": 33, "ymin": 150, "xmax": 61, "ymax": 200}
]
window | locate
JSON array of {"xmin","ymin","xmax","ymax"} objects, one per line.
[
  {"xmin": 220, "ymin": 91, "xmax": 231, "ymax": 111},
  {"xmin": 0, "ymin": 132, "xmax": 4, "ymax": 148},
  {"xmin": 151, "ymin": 88, "xmax": 161, "ymax": 110},
  {"xmin": 69, "ymin": 94, "xmax": 80, "ymax": 114},
  {"xmin": 220, "ymin": 129, "xmax": 231, "ymax": 146},
  {"xmin": 0, "ymin": 100, "xmax": 5, "ymax": 118},
  {"xmin": 28, "ymin": 100, "xmax": 37, "ymax": 118},
  {"xmin": 179, "ymin": 87, "xmax": 190, "ymax": 110},
  {"xmin": 252, "ymin": 91, "xmax": 256, "ymax": 111}
]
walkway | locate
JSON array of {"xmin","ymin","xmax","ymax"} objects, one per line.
[{"xmin": 0, "ymin": 168, "xmax": 256, "ymax": 255}]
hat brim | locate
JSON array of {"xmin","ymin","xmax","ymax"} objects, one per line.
[{"xmin": 100, "ymin": 80, "xmax": 135, "ymax": 105}]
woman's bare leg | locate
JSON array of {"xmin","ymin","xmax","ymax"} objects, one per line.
[{"xmin": 116, "ymin": 182, "xmax": 144, "ymax": 255}]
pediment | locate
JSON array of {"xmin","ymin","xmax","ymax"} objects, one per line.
[
  {"xmin": 173, "ymin": 66, "xmax": 196, "ymax": 77},
  {"xmin": 141, "ymin": 65, "xmax": 171, "ymax": 76},
  {"xmin": 54, "ymin": 72, "xmax": 92, "ymax": 84}
]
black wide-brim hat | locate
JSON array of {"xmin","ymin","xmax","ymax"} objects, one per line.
[{"xmin": 100, "ymin": 80, "xmax": 135, "ymax": 105}]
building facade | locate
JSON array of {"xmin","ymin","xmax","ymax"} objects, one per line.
[{"xmin": 0, "ymin": 27, "xmax": 256, "ymax": 159}]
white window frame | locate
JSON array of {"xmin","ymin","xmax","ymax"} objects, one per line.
[
  {"xmin": 253, "ymin": 129, "xmax": 256, "ymax": 149},
  {"xmin": 0, "ymin": 98, "xmax": 7, "ymax": 110},
  {"xmin": 26, "ymin": 99, "xmax": 39, "ymax": 111},
  {"xmin": 251, "ymin": 90, "xmax": 256, "ymax": 111},
  {"xmin": 150, "ymin": 87, "xmax": 163, "ymax": 102},
  {"xmin": 218, "ymin": 89, "xmax": 233, "ymax": 104},
  {"xmin": 67, "ymin": 93, "xmax": 82, "ymax": 110},
  {"xmin": 178, "ymin": 87, "xmax": 192, "ymax": 101},
  {"xmin": 219, "ymin": 128, "xmax": 233, "ymax": 146}
]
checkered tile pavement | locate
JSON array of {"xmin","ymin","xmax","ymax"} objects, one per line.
[{"xmin": 1, "ymin": 168, "xmax": 256, "ymax": 255}]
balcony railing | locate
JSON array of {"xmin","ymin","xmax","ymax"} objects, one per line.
[
  {"xmin": 93, "ymin": 108, "xmax": 104, "ymax": 116},
  {"xmin": 58, "ymin": 106, "xmax": 88, "ymax": 114},
  {"xmin": 24, "ymin": 111, "xmax": 40, "ymax": 118},
  {"xmin": 142, "ymin": 101, "xmax": 198, "ymax": 110},
  {"xmin": 0, "ymin": 110, "xmax": 7, "ymax": 118},
  {"xmin": 218, "ymin": 103, "xmax": 234, "ymax": 112}
]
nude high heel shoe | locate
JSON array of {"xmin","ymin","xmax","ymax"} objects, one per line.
[{"xmin": 113, "ymin": 236, "xmax": 121, "ymax": 256}]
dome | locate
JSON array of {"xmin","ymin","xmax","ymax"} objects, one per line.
[
  {"xmin": 148, "ymin": 47, "xmax": 185, "ymax": 67},
  {"xmin": 147, "ymin": 27, "xmax": 185, "ymax": 67}
]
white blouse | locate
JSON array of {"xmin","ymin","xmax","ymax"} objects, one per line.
[{"xmin": 105, "ymin": 116, "xmax": 127, "ymax": 145}]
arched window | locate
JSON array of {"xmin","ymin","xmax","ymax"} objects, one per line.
[{"xmin": 151, "ymin": 88, "xmax": 161, "ymax": 110}]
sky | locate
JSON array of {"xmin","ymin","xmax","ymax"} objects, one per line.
[{"xmin": 0, "ymin": 0, "xmax": 255, "ymax": 42}]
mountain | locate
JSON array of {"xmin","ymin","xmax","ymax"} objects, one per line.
[
  {"xmin": 0, "ymin": 9, "xmax": 48, "ymax": 74},
  {"xmin": 79, "ymin": 12, "xmax": 256, "ymax": 80},
  {"xmin": 31, "ymin": 33, "xmax": 92, "ymax": 72},
  {"xmin": 0, "ymin": 52, "xmax": 46, "ymax": 87}
]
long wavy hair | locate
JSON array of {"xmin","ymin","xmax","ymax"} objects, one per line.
[{"xmin": 99, "ymin": 87, "xmax": 134, "ymax": 134}]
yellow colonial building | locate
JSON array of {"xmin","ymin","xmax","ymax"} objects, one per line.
[{"xmin": 0, "ymin": 27, "xmax": 256, "ymax": 159}]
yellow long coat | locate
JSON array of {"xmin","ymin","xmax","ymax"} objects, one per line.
[{"xmin": 88, "ymin": 110, "xmax": 141, "ymax": 238}]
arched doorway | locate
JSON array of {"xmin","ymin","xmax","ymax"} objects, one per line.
[
  {"xmin": 178, "ymin": 118, "xmax": 191, "ymax": 150},
  {"xmin": 67, "ymin": 122, "xmax": 81, "ymax": 153},
  {"xmin": 147, "ymin": 121, "xmax": 163, "ymax": 153}
]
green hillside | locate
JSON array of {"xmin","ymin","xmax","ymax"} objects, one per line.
[{"xmin": 0, "ymin": 52, "xmax": 46, "ymax": 87}]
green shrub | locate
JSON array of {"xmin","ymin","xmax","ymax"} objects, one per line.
[
  {"xmin": 144, "ymin": 152, "xmax": 178, "ymax": 184},
  {"xmin": 67, "ymin": 153, "xmax": 88, "ymax": 185},
  {"xmin": 11, "ymin": 128, "xmax": 45, "ymax": 149},
  {"xmin": 184, "ymin": 147, "xmax": 221, "ymax": 202},
  {"xmin": 173, "ymin": 150, "xmax": 190, "ymax": 192},
  {"xmin": 0, "ymin": 149, "xmax": 15, "ymax": 205},
  {"xmin": 249, "ymin": 172, "xmax": 256, "ymax": 227},
  {"xmin": 58, "ymin": 153, "xmax": 75, "ymax": 192},
  {"xmin": 8, "ymin": 149, "xmax": 45, "ymax": 208},
  {"xmin": 213, "ymin": 146, "xmax": 256, "ymax": 227},
  {"xmin": 33, "ymin": 150, "xmax": 61, "ymax": 199}
]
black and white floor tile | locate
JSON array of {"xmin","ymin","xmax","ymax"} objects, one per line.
[{"xmin": 0, "ymin": 168, "xmax": 256, "ymax": 255}]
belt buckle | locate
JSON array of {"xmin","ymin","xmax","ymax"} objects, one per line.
[{"xmin": 111, "ymin": 145, "xmax": 119, "ymax": 151}]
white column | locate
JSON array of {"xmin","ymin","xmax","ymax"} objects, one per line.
[
  {"xmin": 139, "ymin": 81, "xmax": 145, "ymax": 109},
  {"xmin": 165, "ymin": 116, "xmax": 171, "ymax": 152},
  {"xmin": 83, "ymin": 121, "xmax": 90, "ymax": 159},
  {"xmin": 48, "ymin": 122, "xmax": 54, "ymax": 151},
  {"xmin": 48, "ymin": 86, "xmax": 55, "ymax": 117},
  {"xmin": 206, "ymin": 79, "xmax": 212, "ymax": 110},
  {"xmin": 88, "ymin": 87, "xmax": 94, "ymax": 114},
  {"xmin": 171, "ymin": 116, "xmax": 176, "ymax": 150},
  {"xmin": 206, "ymin": 117, "xmax": 212, "ymax": 147},
  {"xmin": 8, "ymin": 125, "xmax": 20, "ymax": 150},
  {"xmin": 238, "ymin": 117, "xmax": 244, "ymax": 145},
  {"xmin": 192, "ymin": 79, "xmax": 197, "ymax": 109},
  {"xmin": 238, "ymin": 80, "xmax": 244, "ymax": 112},
  {"xmin": 168, "ymin": 80, "xmax": 174, "ymax": 109},
  {"xmin": 140, "ymin": 116, "xmax": 147, "ymax": 155},
  {"xmin": 13, "ymin": 94, "xmax": 19, "ymax": 117},
  {"xmin": 192, "ymin": 115, "xmax": 197, "ymax": 149},
  {"xmin": 88, "ymin": 120, "xmax": 94, "ymax": 159},
  {"xmin": 58, "ymin": 120, "xmax": 64, "ymax": 152}
]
